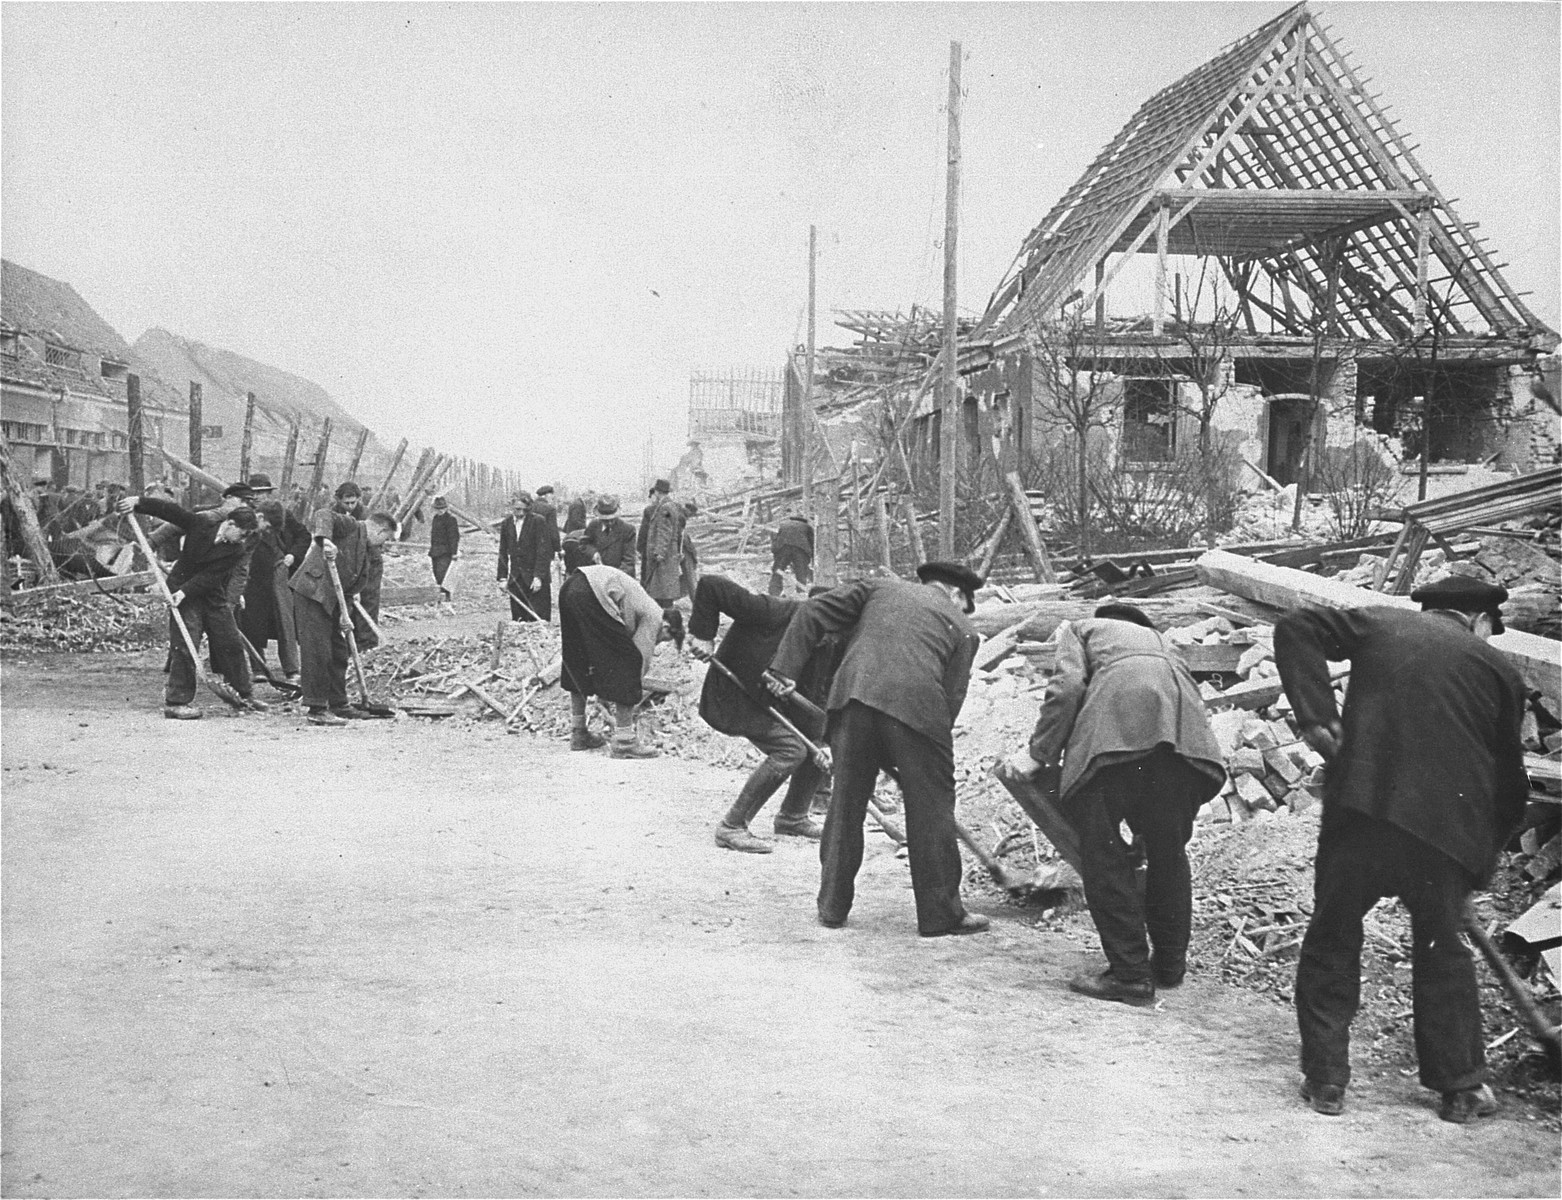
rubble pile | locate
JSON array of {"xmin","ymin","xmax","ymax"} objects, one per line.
[{"xmin": 0, "ymin": 592, "xmax": 164, "ymax": 652}]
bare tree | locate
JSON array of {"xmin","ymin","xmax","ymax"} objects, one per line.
[{"xmin": 1027, "ymin": 301, "xmax": 1120, "ymax": 559}]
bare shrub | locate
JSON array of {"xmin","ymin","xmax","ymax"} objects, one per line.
[{"xmin": 1312, "ymin": 438, "xmax": 1405, "ymax": 539}]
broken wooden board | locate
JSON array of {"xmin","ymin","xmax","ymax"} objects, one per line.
[
  {"xmin": 380, "ymin": 585, "xmax": 446, "ymax": 607},
  {"xmin": 992, "ymin": 769, "xmax": 1084, "ymax": 878},
  {"xmin": 1206, "ymin": 663, "xmax": 1350, "ymax": 712},
  {"xmin": 974, "ymin": 617, "xmax": 1030, "ymax": 672},
  {"xmin": 8, "ymin": 571, "xmax": 156, "ymax": 605},
  {"xmin": 1196, "ymin": 549, "xmax": 1562, "ymax": 710},
  {"xmin": 399, "ymin": 701, "xmax": 457, "ymax": 717}
]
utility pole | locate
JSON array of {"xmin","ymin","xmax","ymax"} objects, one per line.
[
  {"xmin": 126, "ymin": 373, "xmax": 146, "ymax": 493},
  {"xmin": 803, "ymin": 224, "xmax": 816, "ymax": 517},
  {"xmin": 239, "ymin": 392, "xmax": 256, "ymax": 481},
  {"xmin": 938, "ymin": 41, "xmax": 961, "ymax": 559},
  {"xmin": 187, "ymin": 381, "xmax": 204, "ymax": 506}
]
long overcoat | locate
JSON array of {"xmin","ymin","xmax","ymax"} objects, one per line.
[
  {"xmin": 1027, "ymin": 617, "xmax": 1226, "ymax": 805},
  {"xmin": 641, "ymin": 495, "xmax": 686, "ymax": 602}
]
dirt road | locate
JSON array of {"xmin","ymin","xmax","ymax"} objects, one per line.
[{"xmin": 3, "ymin": 651, "xmax": 1556, "ymax": 1197}]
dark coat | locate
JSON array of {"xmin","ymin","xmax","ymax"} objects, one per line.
[
  {"xmin": 564, "ymin": 499, "xmax": 588, "ymax": 533},
  {"xmin": 133, "ymin": 497, "xmax": 248, "ymax": 602},
  {"xmin": 586, "ymin": 516, "xmax": 637, "ymax": 574},
  {"xmin": 497, "ymin": 511, "xmax": 557, "ymax": 583},
  {"xmin": 691, "ymin": 575, "xmax": 838, "ymax": 740},
  {"xmin": 641, "ymin": 495, "xmax": 686, "ymax": 601},
  {"xmin": 1027, "ymin": 616, "xmax": 1226, "ymax": 804},
  {"xmin": 1275, "ymin": 605, "xmax": 1530, "ymax": 880},
  {"xmin": 288, "ymin": 510, "xmax": 371, "ymax": 617},
  {"xmin": 771, "ymin": 516, "xmax": 814, "ymax": 557},
  {"xmin": 429, "ymin": 511, "xmax": 460, "ymax": 558},
  {"xmin": 239, "ymin": 526, "xmax": 286, "ymax": 644},
  {"xmin": 278, "ymin": 512, "xmax": 311, "ymax": 576},
  {"xmin": 771, "ymin": 577, "xmax": 979, "ymax": 748}
]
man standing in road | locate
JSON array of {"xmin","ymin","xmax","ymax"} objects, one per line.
[
  {"xmin": 768, "ymin": 507, "xmax": 814, "ymax": 596},
  {"xmin": 290, "ymin": 507, "xmax": 399, "ymax": 725},
  {"xmin": 497, "ymin": 492, "xmax": 558, "ymax": 621},
  {"xmin": 766, "ymin": 562, "xmax": 986, "ymax": 938},
  {"xmin": 998, "ymin": 603, "xmax": 1226, "ymax": 1005},
  {"xmin": 640, "ymin": 478, "xmax": 685, "ymax": 612},
  {"xmin": 688, "ymin": 575, "xmax": 837, "ymax": 853},
  {"xmin": 429, "ymin": 495, "xmax": 460, "ymax": 597},
  {"xmin": 1275, "ymin": 577, "xmax": 1529, "ymax": 1124}
]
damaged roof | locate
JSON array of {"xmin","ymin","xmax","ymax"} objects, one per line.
[{"xmin": 980, "ymin": 2, "xmax": 1557, "ymax": 348}]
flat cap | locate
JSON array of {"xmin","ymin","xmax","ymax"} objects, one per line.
[
  {"xmin": 1093, "ymin": 602, "xmax": 1157, "ymax": 630},
  {"xmin": 221, "ymin": 481, "xmax": 255, "ymax": 499},
  {"xmin": 536, "ymin": 485, "xmax": 554, "ymax": 496},
  {"xmin": 1412, "ymin": 574, "xmax": 1508, "ymax": 632},
  {"xmin": 916, "ymin": 560, "xmax": 983, "ymax": 613},
  {"xmin": 245, "ymin": 473, "xmax": 275, "ymax": 492}
]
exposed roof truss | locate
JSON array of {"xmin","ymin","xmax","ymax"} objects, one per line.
[{"xmin": 981, "ymin": 2, "xmax": 1554, "ymax": 347}]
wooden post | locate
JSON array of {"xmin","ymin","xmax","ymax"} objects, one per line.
[
  {"xmin": 1094, "ymin": 259, "xmax": 1106, "ymax": 339},
  {"xmin": 371, "ymin": 437, "xmax": 408, "ymax": 512},
  {"xmin": 302, "ymin": 418, "xmax": 332, "ymax": 515},
  {"xmin": 187, "ymin": 382, "xmax": 203, "ymax": 505},
  {"xmin": 346, "ymin": 427, "xmax": 370, "ymax": 481},
  {"xmin": 1152, "ymin": 203, "xmax": 1170, "ymax": 336},
  {"xmin": 973, "ymin": 508, "xmax": 1013, "ymax": 578},
  {"xmin": 0, "ymin": 425, "xmax": 62, "ymax": 585},
  {"xmin": 901, "ymin": 495, "xmax": 927, "ymax": 567},
  {"xmin": 1005, "ymin": 470, "xmax": 1055, "ymax": 583},
  {"xmin": 938, "ymin": 40, "xmax": 962, "ymax": 559},
  {"xmin": 814, "ymin": 476, "xmax": 840, "ymax": 587},
  {"xmin": 802, "ymin": 225, "xmax": 816, "ymax": 515},
  {"xmin": 239, "ymin": 392, "xmax": 257, "ymax": 480},
  {"xmin": 873, "ymin": 492, "xmax": 894, "ymax": 572},
  {"xmin": 844, "ymin": 455, "xmax": 860, "ymax": 575},
  {"xmin": 278, "ymin": 417, "xmax": 301, "ymax": 493},
  {"xmin": 126, "ymin": 373, "xmax": 146, "ymax": 493},
  {"xmin": 1412, "ymin": 207, "xmax": 1432, "ymax": 338}
]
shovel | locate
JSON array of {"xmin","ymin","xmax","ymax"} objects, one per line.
[
  {"xmin": 1465, "ymin": 903, "xmax": 1562, "ymax": 1070},
  {"xmin": 124, "ymin": 513, "xmax": 246, "ymax": 710},
  {"xmin": 237, "ymin": 629, "xmax": 301, "ymax": 697},
  {"xmin": 705, "ymin": 655, "xmax": 905, "ymax": 844},
  {"xmin": 325, "ymin": 554, "xmax": 395, "ymax": 718}
]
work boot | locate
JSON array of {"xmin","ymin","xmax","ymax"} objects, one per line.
[
  {"xmin": 1300, "ymin": 1078, "xmax": 1346, "ymax": 1116},
  {"xmin": 1151, "ymin": 955, "xmax": 1187, "ymax": 988},
  {"xmin": 331, "ymin": 706, "xmax": 369, "ymax": 721},
  {"xmin": 921, "ymin": 913, "xmax": 991, "ymax": 938},
  {"xmin": 307, "ymin": 708, "xmax": 348, "ymax": 727},
  {"xmin": 571, "ymin": 728, "xmax": 607, "ymax": 751},
  {"xmin": 773, "ymin": 813, "xmax": 823, "ymax": 839},
  {"xmin": 1439, "ymin": 1084, "xmax": 1497, "ymax": 1124},
  {"xmin": 243, "ymin": 697, "xmax": 271, "ymax": 713},
  {"xmin": 715, "ymin": 823, "xmax": 773, "ymax": 854},
  {"xmin": 610, "ymin": 738, "xmax": 659, "ymax": 759},
  {"xmin": 1068, "ymin": 968, "xmax": 1155, "ymax": 1006},
  {"xmin": 163, "ymin": 704, "xmax": 202, "ymax": 721}
]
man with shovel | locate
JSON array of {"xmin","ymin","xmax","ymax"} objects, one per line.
[
  {"xmin": 1274, "ymin": 576, "xmax": 1529, "ymax": 1123},
  {"xmin": 289, "ymin": 506, "xmax": 399, "ymax": 726},
  {"xmin": 998, "ymin": 603, "xmax": 1226, "ymax": 1007},
  {"xmin": 688, "ymin": 575, "xmax": 840, "ymax": 854},
  {"xmin": 115, "ymin": 493, "xmax": 260, "ymax": 719},
  {"xmin": 766, "ymin": 563, "xmax": 986, "ymax": 938}
]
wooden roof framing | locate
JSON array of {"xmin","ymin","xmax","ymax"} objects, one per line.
[{"xmin": 980, "ymin": 2, "xmax": 1556, "ymax": 348}]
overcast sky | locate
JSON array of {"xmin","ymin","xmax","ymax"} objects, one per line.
[{"xmin": 4, "ymin": 2, "xmax": 1557, "ymax": 492}]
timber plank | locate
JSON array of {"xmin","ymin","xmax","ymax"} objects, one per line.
[{"xmin": 9, "ymin": 571, "xmax": 156, "ymax": 605}]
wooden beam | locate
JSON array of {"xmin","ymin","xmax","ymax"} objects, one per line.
[
  {"xmin": 278, "ymin": 417, "xmax": 301, "ymax": 493},
  {"xmin": 126, "ymin": 374, "xmax": 146, "ymax": 493},
  {"xmin": 239, "ymin": 392, "xmax": 257, "ymax": 481},
  {"xmin": 1195, "ymin": 549, "xmax": 1561, "ymax": 708},
  {"xmin": 371, "ymin": 438, "xmax": 409, "ymax": 512},
  {"xmin": 1152, "ymin": 204, "xmax": 1170, "ymax": 335},
  {"xmin": 0, "ymin": 425, "xmax": 62, "ymax": 586},
  {"xmin": 9, "ymin": 570, "xmax": 155, "ymax": 605},
  {"xmin": 346, "ymin": 427, "xmax": 370, "ymax": 481},
  {"xmin": 939, "ymin": 40, "xmax": 961, "ymax": 558},
  {"xmin": 154, "ymin": 447, "xmax": 225, "ymax": 493},
  {"xmin": 187, "ymin": 381, "xmax": 204, "ymax": 505},
  {"xmin": 1005, "ymin": 471, "xmax": 1055, "ymax": 583}
]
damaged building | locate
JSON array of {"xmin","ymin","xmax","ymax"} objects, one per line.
[{"xmin": 784, "ymin": 2, "xmax": 1559, "ymax": 537}]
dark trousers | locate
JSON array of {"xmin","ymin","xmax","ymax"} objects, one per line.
[
  {"xmin": 431, "ymin": 554, "xmax": 453, "ymax": 587},
  {"xmin": 294, "ymin": 593, "xmax": 350, "ymax": 711},
  {"xmin": 166, "ymin": 597, "xmax": 249, "ymax": 705},
  {"xmin": 746, "ymin": 716, "xmax": 826, "ymax": 821},
  {"xmin": 508, "ymin": 572, "xmax": 551, "ymax": 621},
  {"xmin": 821, "ymin": 701, "xmax": 966, "ymax": 935},
  {"xmin": 1072, "ymin": 747, "xmax": 1204, "ymax": 984},
  {"xmin": 1297, "ymin": 810, "xmax": 1484, "ymax": 1093},
  {"xmin": 272, "ymin": 562, "xmax": 300, "ymax": 676},
  {"xmin": 768, "ymin": 547, "xmax": 813, "ymax": 596}
]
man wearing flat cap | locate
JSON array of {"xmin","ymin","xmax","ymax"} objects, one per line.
[
  {"xmin": 1275, "ymin": 576, "xmax": 1528, "ymax": 1124},
  {"xmin": 1000, "ymin": 602, "xmax": 1226, "ymax": 1006},
  {"xmin": 766, "ymin": 561, "xmax": 987, "ymax": 937}
]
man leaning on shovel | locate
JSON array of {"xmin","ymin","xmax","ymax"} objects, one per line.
[{"xmin": 289, "ymin": 503, "xmax": 398, "ymax": 726}]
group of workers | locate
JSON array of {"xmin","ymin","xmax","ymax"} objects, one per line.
[{"xmin": 124, "ymin": 469, "xmax": 1529, "ymax": 1127}]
